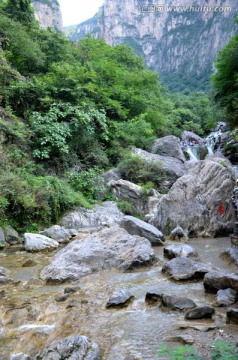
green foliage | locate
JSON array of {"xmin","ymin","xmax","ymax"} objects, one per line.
[
  {"xmin": 117, "ymin": 201, "xmax": 140, "ymax": 217},
  {"xmin": 212, "ymin": 29, "xmax": 238, "ymax": 128},
  {"xmin": 3, "ymin": 0, "xmax": 35, "ymax": 27},
  {"xmin": 68, "ymin": 168, "xmax": 105, "ymax": 203},
  {"xmin": 159, "ymin": 342, "xmax": 238, "ymax": 360},
  {"xmin": 118, "ymin": 153, "xmax": 165, "ymax": 190}
]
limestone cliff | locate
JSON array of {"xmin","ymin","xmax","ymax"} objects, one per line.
[
  {"xmin": 65, "ymin": 0, "xmax": 238, "ymax": 90},
  {"xmin": 31, "ymin": 0, "xmax": 63, "ymax": 31}
]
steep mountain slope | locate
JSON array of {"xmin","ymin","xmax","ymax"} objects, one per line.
[
  {"xmin": 65, "ymin": 0, "xmax": 238, "ymax": 90},
  {"xmin": 31, "ymin": 0, "xmax": 63, "ymax": 31}
]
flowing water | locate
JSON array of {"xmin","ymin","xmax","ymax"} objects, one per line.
[{"xmin": 0, "ymin": 237, "xmax": 238, "ymax": 359}]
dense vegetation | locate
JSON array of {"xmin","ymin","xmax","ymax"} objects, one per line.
[
  {"xmin": 212, "ymin": 17, "xmax": 238, "ymax": 129},
  {"xmin": 0, "ymin": 0, "xmax": 223, "ymax": 231}
]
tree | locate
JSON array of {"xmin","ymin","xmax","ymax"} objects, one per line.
[
  {"xmin": 212, "ymin": 18, "xmax": 238, "ymax": 128},
  {"xmin": 4, "ymin": 0, "xmax": 35, "ymax": 27}
]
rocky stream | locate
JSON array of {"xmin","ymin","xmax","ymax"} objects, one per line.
[{"xmin": 0, "ymin": 126, "xmax": 238, "ymax": 360}]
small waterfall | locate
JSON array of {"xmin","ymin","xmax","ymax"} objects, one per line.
[
  {"xmin": 206, "ymin": 139, "xmax": 214, "ymax": 155},
  {"xmin": 185, "ymin": 145, "xmax": 199, "ymax": 161}
]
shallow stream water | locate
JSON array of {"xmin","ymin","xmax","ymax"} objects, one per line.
[{"xmin": 0, "ymin": 236, "xmax": 237, "ymax": 359}]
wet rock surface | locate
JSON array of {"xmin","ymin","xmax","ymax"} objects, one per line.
[
  {"xmin": 204, "ymin": 271, "xmax": 238, "ymax": 292},
  {"xmin": 162, "ymin": 257, "xmax": 210, "ymax": 280},
  {"xmin": 216, "ymin": 288, "xmax": 238, "ymax": 306},
  {"xmin": 32, "ymin": 335, "xmax": 100, "ymax": 360},
  {"xmin": 185, "ymin": 306, "xmax": 215, "ymax": 320},
  {"xmin": 161, "ymin": 295, "xmax": 196, "ymax": 311},
  {"xmin": 40, "ymin": 225, "xmax": 155, "ymax": 283},
  {"xmin": 164, "ymin": 244, "xmax": 198, "ymax": 259},
  {"xmin": 106, "ymin": 289, "xmax": 134, "ymax": 308},
  {"xmin": 120, "ymin": 215, "xmax": 164, "ymax": 245}
]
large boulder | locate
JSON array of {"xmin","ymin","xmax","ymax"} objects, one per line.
[
  {"xmin": 60, "ymin": 201, "xmax": 123, "ymax": 230},
  {"xmin": 151, "ymin": 160, "xmax": 234, "ymax": 237},
  {"xmin": 181, "ymin": 131, "xmax": 204, "ymax": 143},
  {"xmin": 32, "ymin": 335, "xmax": 100, "ymax": 360},
  {"xmin": 4, "ymin": 225, "xmax": 21, "ymax": 245},
  {"xmin": 204, "ymin": 271, "xmax": 238, "ymax": 293},
  {"xmin": 24, "ymin": 233, "xmax": 59, "ymax": 252},
  {"xmin": 0, "ymin": 227, "xmax": 6, "ymax": 248},
  {"xmin": 132, "ymin": 148, "xmax": 186, "ymax": 188},
  {"xmin": 151, "ymin": 135, "xmax": 186, "ymax": 162},
  {"xmin": 40, "ymin": 225, "xmax": 77, "ymax": 244},
  {"xmin": 169, "ymin": 226, "xmax": 188, "ymax": 241},
  {"xmin": 120, "ymin": 216, "xmax": 164, "ymax": 245},
  {"xmin": 162, "ymin": 257, "xmax": 210, "ymax": 281},
  {"xmin": 109, "ymin": 180, "xmax": 145, "ymax": 215},
  {"xmin": 164, "ymin": 244, "xmax": 198, "ymax": 259},
  {"xmin": 40, "ymin": 225, "xmax": 155, "ymax": 283}
]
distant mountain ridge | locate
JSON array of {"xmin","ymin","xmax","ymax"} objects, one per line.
[
  {"xmin": 31, "ymin": 0, "xmax": 63, "ymax": 31},
  {"xmin": 64, "ymin": 0, "xmax": 238, "ymax": 91}
]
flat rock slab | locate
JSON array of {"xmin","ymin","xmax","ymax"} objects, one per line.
[
  {"xmin": 164, "ymin": 244, "xmax": 198, "ymax": 259},
  {"xmin": 175, "ymin": 322, "xmax": 217, "ymax": 332},
  {"xmin": 106, "ymin": 289, "xmax": 134, "ymax": 308},
  {"xmin": 24, "ymin": 233, "xmax": 59, "ymax": 252},
  {"xmin": 185, "ymin": 306, "xmax": 215, "ymax": 320},
  {"xmin": 204, "ymin": 271, "xmax": 238, "ymax": 292},
  {"xmin": 165, "ymin": 335, "xmax": 195, "ymax": 345},
  {"xmin": 162, "ymin": 257, "xmax": 210, "ymax": 281},
  {"xmin": 216, "ymin": 288, "xmax": 238, "ymax": 307},
  {"xmin": 162, "ymin": 295, "xmax": 196, "ymax": 311},
  {"xmin": 120, "ymin": 215, "xmax": 164, "ymax": 245},
  {"xmin": 32, "ymin": 335, "xmax": 100, "ymax": 360},
  {"xmin": 40, "ymin": 225, "xmax": 155, "ymax": 283}
]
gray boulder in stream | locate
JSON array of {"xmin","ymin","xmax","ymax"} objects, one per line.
[
  {"xmin": 162, "ymin": 257, "xmax": 211, "ymax": 281},
  {"xmin": 164, "ymin": 244, "xmax": 198, "ymax": 259},
  {"xmin": 204, "ymin": 271, "xmax": 238, "ymax": 292},
  {"xmin": 32, "ymin": 335, "xmax": 100, "ymax": 360},
  {"xmin": 151, "ymin": 159, "xmax": 234, "ymax": 237},
  {"xmin": 24, "ymin": 233, "xmax": 59, "ymax": 252},
  {"xmin": 120, "ymin": 215, "xmax": 164, "ymax": 245},
  {"xmin": 40, "ymin": 225, "xmax": 155, "ymax": 283}
]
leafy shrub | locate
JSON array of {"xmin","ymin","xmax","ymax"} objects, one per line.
[
  {"xmin": 117, "ymin": 200, "xmax": 140, "ymax": 217},
  {"xmin": 118, "ymin": 153, "xmax": 165, "ymax": 189},
  {"xmin": 68, "ymin": 167, "xmax": 106, "ymax": 203}
]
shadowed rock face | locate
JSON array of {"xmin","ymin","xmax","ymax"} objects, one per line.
[
  {"xmin": 151, "ymin": 159, "xmax": 234, "ymax": 237},
  {"xmin": 40, "ymin": 225, "xmax": 155, "ymax": 283}
]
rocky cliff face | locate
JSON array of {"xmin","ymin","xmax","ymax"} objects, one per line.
[
  {"xmin": 66, "ymin": 0, "xmax": 238, "ymax": 90},
  {"xmin": 31, "ymin": 0, "xmax": 63, "ymax": 31}
]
